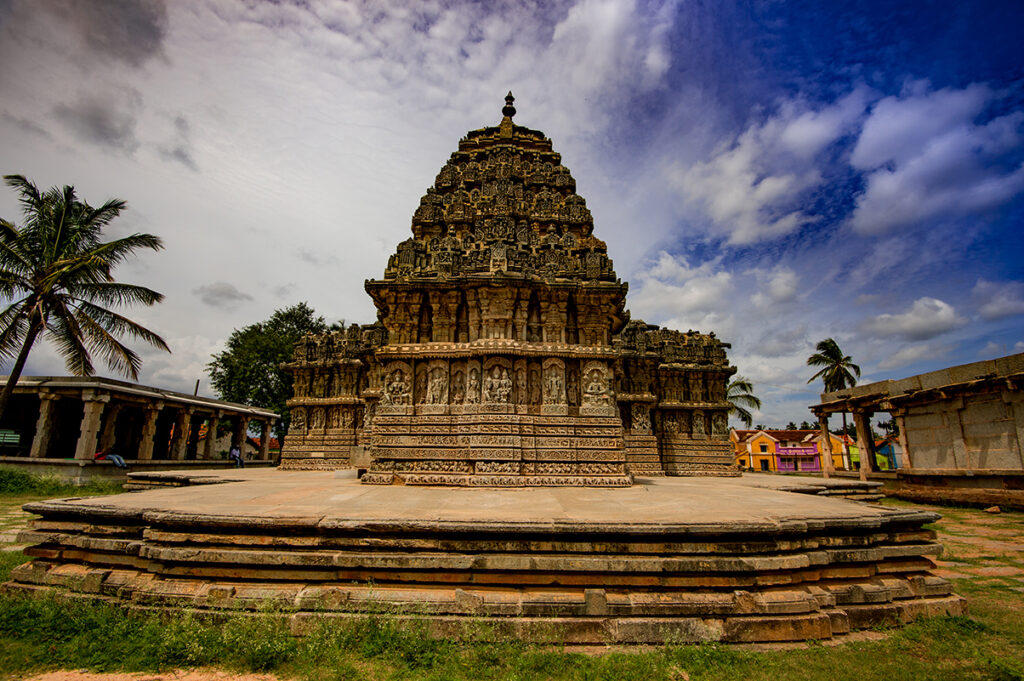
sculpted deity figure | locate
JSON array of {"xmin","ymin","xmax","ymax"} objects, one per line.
[
  {"xmin": 543, "ymin": 366, "xmax": 564, "ymax": 404},
  {"xmin": 528, "ymin": 367, "xmax": 542, "ymax": 404},
  {"xmin": 314, "ymin": 373, "xmax": 329, "ymax": 398},
  {"xmin": 310, "ymin": 408, "xmax": 325, "ymax": 429},
  {"xmin": 383, "ymin": 369, "xmax": 410, "ymax": 405},
  {"xmin": 486, "ymin": 366, "xmax": 512, "ymax": 403},
  {"xmin": 466, "ymin": 368, "xmax": 481, "ymax": 404},
  {"xmin": 451, "ymin": 369, "xmax": 465, "ymax": 404},
  {"xmin": 427, "ymin": 367, "xmax": 448, "ymax": 405},
  {"xmin": 567, "ymin": 368, "xmax": 580, "ymax": 406},
  {"xmin": 712, "ymin": 412, "xmax": 727, "ymax": 437},
  {"xmin": 693, "ymin": 410, "xmax": 705, "ymax": 436},
  {"xmin": 415, "ymin": 367, "xmax": 428, "ymax": 404},
  {"xmin": 515, "ymin": 366, "xmax": 527, "ymax": 404},
  {"xmin": 293, "ymin": 372, "xmax": 310, "ymax": 398},
  {"xmin": 689, "ymin": 374, "xmax": 704, "ymax": 402},
  {"xmin": 662, "ymin": 412, "xmax": 678, "ymax": 434},
  {"xmin": 582, "ymin": 368, "xmax": 609, "ymax": 406},
  {"xmin": 291, "ymin": 408, "xmax": 306, "ymax": 431},
  {"xmin": 631, "ymin": 404, "xmax": 651, "ymax": 432}
]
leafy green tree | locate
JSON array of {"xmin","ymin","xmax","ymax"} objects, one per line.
[
  {"xmin": 785, "ymin": 421, "xmax": 798, "ymax": 430},
  {"xmin": 807, "ymin": 337, "xmax": 861, "ymax": 444},
  {"xmin": 207, "ymin": 303, "xmax": 327, "ymax": 440},
  {"xmin": 0, "ymin": 175, "xmax": 168, "ymax": 419},
  {"xmin": 727, "ymin": 375, "xmax": 762, "ymax": 428}
]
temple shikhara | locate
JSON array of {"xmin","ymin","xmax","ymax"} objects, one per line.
[{"xmin": 281, "ymin": 93, "xmax": 736, "ymax": 483}]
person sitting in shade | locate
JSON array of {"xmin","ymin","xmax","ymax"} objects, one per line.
[
  {"xmin": 228, "ymin": 444, "xmax": 244, "ymax": 468},
  {"xmin": 94, "ymin": 449, "xmax": 129, "ymax": 470}
]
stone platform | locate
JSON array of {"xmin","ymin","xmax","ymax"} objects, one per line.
[{"xmin": 7, "ymin": 470, "xmax": 964, "ymax": 644}]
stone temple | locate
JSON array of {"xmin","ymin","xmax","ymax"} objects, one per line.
[
  {"xmin": 7, "ymin": 96, "xmax": 965, "ymax": 644},
  {"xmin": 281, "ymin": 93, "xmax": 735, "ymax": 483}
]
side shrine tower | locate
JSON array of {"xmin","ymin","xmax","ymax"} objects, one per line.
[{"xmin": 281, "ymin": 94, "xmax": 737, "ymax": 483}]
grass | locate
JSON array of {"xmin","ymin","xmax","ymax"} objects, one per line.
[
  {"xmin": 0, "ymin": 466, "xmax": 124, "ymax": 497},
  {"xmin": 0, "ymin": 477, "xmax": 1022, "ymax": 680}
]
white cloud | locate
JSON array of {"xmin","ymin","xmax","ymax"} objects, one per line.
[
  {"xmin": 629, "ymin": 251, "xmax": 733, "ymax": 323},
  {"xmin": 861, "ymin": 297, "xmax": 966, "ymax": 341},
  {"xmin": 751, "ymin": 267, "xmax": 799, "ymax": 308},
  {"xmin": 878, "ymin": 342, "xmax": 954, "ymax": 370},
  {"xmin": 673, "ymin": 88, "xmax": 869, "ymax": 244},
  {"xmin": 973, "ymin": 279, "xmax": 1024, "ymax": 321},
  {"xmin": 848, "ymin": 82, "xmax": 1024, "ymax": 234}
]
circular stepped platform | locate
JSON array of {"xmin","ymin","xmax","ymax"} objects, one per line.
[{"xmin": 7, "ymin": 470, "xmax": 964, "ymax": 644}]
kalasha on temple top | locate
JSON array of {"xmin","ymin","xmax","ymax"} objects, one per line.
[{"xmin": 281, "ymin": 94, "xmax": 737, "ymax": 485}]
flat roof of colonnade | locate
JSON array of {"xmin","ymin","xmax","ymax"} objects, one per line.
[{"xmin": 3, "ymin": 375, "xmax": 278, "ymax": 420}]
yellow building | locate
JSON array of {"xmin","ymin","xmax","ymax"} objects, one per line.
[{"xmin": 732, "ymin": 429, "xmax": 848, "ymax": 472}]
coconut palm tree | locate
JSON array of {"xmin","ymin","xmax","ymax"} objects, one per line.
[
  {"xmin": 806, "ymin": 337, "xmax": 860, "ymax": 455},
  {"xmin": 727, "ymin": 375, "xmax": 762, "ymax": 427},
  {"xmin": 0, "ymin": 174, "xmax": 169, "ymax": 419}
]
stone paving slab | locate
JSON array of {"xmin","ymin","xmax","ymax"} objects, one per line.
[{"xmin": 32, "ymin": 469, "xmax": 930, "ymax": 534}]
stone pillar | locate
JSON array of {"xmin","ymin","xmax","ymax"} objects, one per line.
[
  {"xmin": 817, "ymin": 413, "xmax": 834, "ymax": 479},
  {"xmin": 894, "ymin": 410, "xmax": 912, "ymax": 469},
  {"xmin": 98, "ymin": 402, "xmax": 122, "ymax": 452},
  {"xmin": 259, "ymin": 420, "xmax": 272, "ymax": 460},
  {"xmin": 170, "ymin": 407, "xmax": 193, "ymax": 460},
  {"xmin": 232, "ymin": 416, "xmax": 251, "ymax": 448},
  {"xmin": 853, "ymin": 410, "xmax": 875, "ymax": 481},
  {"xmin": 29, "ymin": 392, "xmax": 59, "ymax": 458},
  {"xmin": 74, "ymin": 391, "xmax": 110, "ymax": 460},
  {"xmin": 203, "ymin": 412, "xmax": 222, "ymax": 460},
  {"xmin": 137, "ymin": 402, "xmax": 164, "ymax": 461}
]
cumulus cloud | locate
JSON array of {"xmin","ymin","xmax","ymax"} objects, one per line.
[
  {"xmin": 861, "ymin": 297, "xmax": 966, "ymax": 341},
  {"xmin": 751, "ymin": 267, "xmax": 799, "ymax": 308},
  {"xmin": 673, "ymin": 88, "xmax": 869, "ymax": 244},
  {"xmin": 629, "ymin": 251, "xmax": 733, "ymax": 321},
  {"xmin": 53, "ymin": 87, "xmax": 142, "ymax": 154},
  {"xmin": 193, "ymin": 282, "xmax": 253, "ymax": 311},
  {"xmin": 972, "ymin": 279, "xmax": 1024, "ymax": 321},
  {"xmin": 878, "ymin": 341, "xmax": 955, "ymax": 370},
  {"xmin": 848, "ymin": 82, "xmax": 1024, "ymax": 234}
]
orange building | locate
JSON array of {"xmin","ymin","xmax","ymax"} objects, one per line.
[{"xmin": 731, "ymin": 428, "xmax": 848, "ymax": 472}]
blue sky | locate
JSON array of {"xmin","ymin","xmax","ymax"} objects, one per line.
[{"xmin": 0, "ymin": 0, "xmax": 1021, "ymax": 426}]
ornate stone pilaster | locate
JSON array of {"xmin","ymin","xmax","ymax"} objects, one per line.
[
  {"xmin": 29, "ymin": 392, "xmax": 59, "ymax": 458},
  {"xmin": 137, "ymin": 402, "xmax": 164, "ymax": 461},
  {"xmin": 170, "ymin": 407, "xmax": 194, "ymax": 460},
  {"xmin": 74, "ymin": 391, "xmax": 110, "ymax": 460},
  {"xmin": 202, "ymin": 411, "xmax": 222, "ymax": 459}
]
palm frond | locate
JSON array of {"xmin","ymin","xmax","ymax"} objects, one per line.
[
  {"xmin": 45, "ymin": 300, "xmax": 94, "ymax": 376},
  {"xmin": 75, "ymin": 282, "xmax": 165, "ymax": 307},
  {"xmin": 74, "ymin": 300, "xmax": 170, "ymax": 353},
  {"xmin": 74, "ymin": 305, "xmax": 142, "ymax": 379},
  {"xmin": 0, "ymin": 301, "xmax": 30, "ymax": 361}
]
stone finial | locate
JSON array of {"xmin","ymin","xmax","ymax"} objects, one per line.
[{"xmin": 502, "ymin": 91, "xmax": 516, "ymax": 119}]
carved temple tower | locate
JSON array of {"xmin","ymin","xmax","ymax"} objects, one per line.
[{"xmin": 281, "ymin": 94, "xmax": 737, "ymax": 483}]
